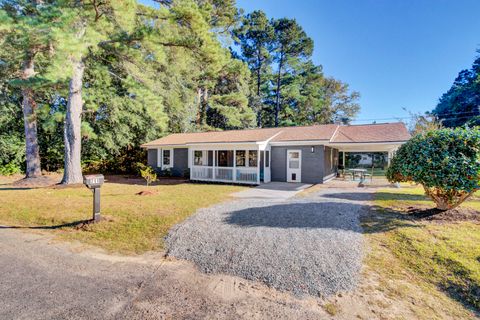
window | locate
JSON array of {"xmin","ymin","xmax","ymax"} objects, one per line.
[
  {"xmin": 162, "ymin": 149, "xmax": 172, "ymax": 167},
  {"xmin": 248, "ymin": 150, "xmax": 258, "ymax": 167},
  {"xmin": 265, "ymin": 150, "xmax": 270, "ymax": 168},
  {"xmin": 194, "ymin": 150, "xmax": 204, "ymax": 166},
  {"xmin": 217, "ymin": 150, "xmax": 234, "ymax": 167},
  {"xmin": 236, "ymin": 150, "xmax": 246, "ymax": 167}
]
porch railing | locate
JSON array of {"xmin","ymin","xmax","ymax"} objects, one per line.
[{"xmin": 191, "ymin": 166, "xmax": 258, "ymax": 184}]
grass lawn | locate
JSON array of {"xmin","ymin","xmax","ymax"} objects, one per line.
[
  {"xmin": 366, "ymin": 185, "xmax": 480, "ymax": 315},
  {"xmin": 0, "ymin": 175, "xmax": 245, "ymax": 254}
]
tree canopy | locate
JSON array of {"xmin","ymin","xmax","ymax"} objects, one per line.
[
  {"xmin": 433, "ymin": 52, "xmax": 480, "ymax": 127},
  {"xmin": 0, "ymin": 1, "xmax": 361, "ymax": 175}
]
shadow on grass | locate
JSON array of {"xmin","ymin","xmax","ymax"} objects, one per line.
[
  {"xmin": 0, "ymin": 187, "xmax": 34, "ymax": 191},
  {"xmin": 321, "ymin": 191, "xmax": 428, "ymax": 202},
  {"xmin": 0, "ymin": 219, "xmax": 92, "ymax": 230}
]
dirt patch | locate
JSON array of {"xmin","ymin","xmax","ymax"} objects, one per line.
[
  {"xmin": 136, "ymin": 190, "xmax": 158, "ymax": 196},
  {"xmin": 405, "ymin": 206, "xmax": 480, "ymax": 223},
  {"xmin": 12, "ymin": 176, "xmax": 57, "ymax": 188},
  {"xmin": 50, "ymin": 183, "xmax": 85, "ymax": 189}
]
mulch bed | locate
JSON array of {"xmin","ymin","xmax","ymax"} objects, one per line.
[
  {"xmin": 104, "ymin": 175, "xmax": 188, "ymax": 186},
  {"xmin": 405, "ymin": 206, "xmax": 480, "ymax": 223}
]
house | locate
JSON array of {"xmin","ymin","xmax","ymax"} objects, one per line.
[{"xmin": 141, "ymin": 122, "xmax": 411, "ymax": 185}]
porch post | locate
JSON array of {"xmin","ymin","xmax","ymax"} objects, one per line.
[
  {"xmin": 342, "ymin": 151, "xmax": 346, "ymax": 167},
  {"xmin": 213, "ymin": 150, "xmax": 216, "ymax": 180},
  {"xmin": 256, "ymin": 146, "xmax": 260, "ymax": 184},
  {"xmin": 233, "ymin": 149, "xmax": 237, "ymax": 182}
]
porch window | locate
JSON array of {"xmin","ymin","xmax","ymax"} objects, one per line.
[
  {"xmin": 162, "ymin": 149, "xmax": 172, "ymax": 167},
  {"xmin": 248, "ymin": 150, "xmax": 258, "ymax": 167},
  {"xmin": 236, "ymin": 150, "xmax": 246, "ymax": 167},
  {"xmin": 217, "ymin": 150, "xmax": 234, "ymax": 167},
  {"xmin": 194, "ymin": 150, "xmax": 204, "ymax": 166}
]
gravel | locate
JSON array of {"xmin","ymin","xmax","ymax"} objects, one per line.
[{"xmin": 166, "ymin": 187, "xmax": 372, "ymax": 297}]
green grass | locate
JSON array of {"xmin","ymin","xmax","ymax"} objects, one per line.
[
  {"xmin": 0, "ymin": 176, "xmax": 245, "ymax": 254},
  {"xmin": 371, "ymin": 185, "xmax": 480, "ymax": 312}
]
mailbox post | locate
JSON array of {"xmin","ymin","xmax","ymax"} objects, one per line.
[{"xmin": 83, "ymin": 174, "xmax": 104, "ymax": 222}]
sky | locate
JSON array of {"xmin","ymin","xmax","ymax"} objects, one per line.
[{"xmin": 141, "ymin": 0, "xmax": 480, "ymax": 124}]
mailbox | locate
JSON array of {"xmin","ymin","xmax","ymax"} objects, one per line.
[
  {"xmin": 83, "ymin": 174, "xmax": 104, "ymax": 222},
  {"xmin": 83, "ymin": 174, "xmax": 104, "ymax": 189}
]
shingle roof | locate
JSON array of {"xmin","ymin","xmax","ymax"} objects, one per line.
[
  {"xmin": 141, "ymin": 122, "xmax": 410, "ymax": 147},
  {"xmin": 332, "ymin": 122, "xmax": 411, "ymax": 143}
]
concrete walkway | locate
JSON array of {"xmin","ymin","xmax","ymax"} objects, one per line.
[{"xmin": 232, "ymin": 182, "xmax": 312, "ymax": 200}]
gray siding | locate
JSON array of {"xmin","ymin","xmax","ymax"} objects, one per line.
[
  {"xmin": 146, "ymin": 148, "xmax": 189, "ymax": 177},
  {"xmin": 147, "ymin": 149, "xmax": 157, "ymax": 167},
  {"xmin": 271, "ymin": 146, "xmax": 325, "ymax": 184},
  {"xmin": 172, "ymin": 148, "xmax": 189, "ymax": 176}
]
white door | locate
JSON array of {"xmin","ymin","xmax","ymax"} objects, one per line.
[{"xmin": 286, "ymin": 150, "xmax": 302, "ymax": 182}]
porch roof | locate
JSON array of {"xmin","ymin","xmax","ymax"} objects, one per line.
[{"xmin": 141, "ymin": 122, "xmax": 410, "ymax": 148}]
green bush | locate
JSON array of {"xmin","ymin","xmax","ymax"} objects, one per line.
[
  {"xmin": 387, "ymin": 127, "xmax": 480, "ymax": 210},
  {"xmin": 0, "ymin": 163, "xmax": 22, "ymax": 176}
]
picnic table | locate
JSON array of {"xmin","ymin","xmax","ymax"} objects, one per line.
[{"xmin": 346, "ymin": 168, "xmax": 368, "ymax": 181}]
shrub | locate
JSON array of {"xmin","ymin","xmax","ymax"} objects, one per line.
[
  {"xmin": 161, "ymin": 167, "xmax": 172, "ymax": 177},
  {"xmin": 387, "ymin": 127, "xmax": 480, "ymax": 210},
  {"xmin": 136, "ymin": 163, "xmax": 157, "ymax": 187},
  {"xmin": 0, "ymin": 163, "xmax": 22, "ymax": 176}
]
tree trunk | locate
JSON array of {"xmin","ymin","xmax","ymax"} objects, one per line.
[
  {"xmin": 256, "ymin": 52, "xmax": 262, "ymax": 127},
  {"xmin": 61, "ymin": 58, "xmax": 85, "ymax": 184},
  {"xmin": 274, "ymin": 52, "xmax": 283, "ymax": 127},
  {"xmin": 21, "ymin": 57, "xmax": 42, "ymax": 178}
]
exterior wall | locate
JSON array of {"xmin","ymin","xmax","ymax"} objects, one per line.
[
  {"xmin": 147, "ymin": 148, "xmax": 189, "ymax": 177},
  {"xmin": 271, "ymin": 145, "xmax": 325, "ymax": 184},
  {"xmin": 147, "ymin": 149, "xmax": 157, "ymax": 167},
  {"xmin": 172, "ymin": 148, "xmax": 189, "ymax": 176}
]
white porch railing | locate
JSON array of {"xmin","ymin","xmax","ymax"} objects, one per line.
[
  {"xmin": 191, "ymin": 166, "xmax": 258, "ymax": 184},
  {"xmin": 190, "ymin": 166, "xmax": 213, "ymax": 180}
]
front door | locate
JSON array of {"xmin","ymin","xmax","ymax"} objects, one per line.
[{"xmin": 286, "ymin": 150, "xmax": 302, "ymax": 182}]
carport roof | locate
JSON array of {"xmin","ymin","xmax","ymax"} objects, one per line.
[{"xmin": 141, "ymin": 122, "xmax": 410, "ymax": 147}]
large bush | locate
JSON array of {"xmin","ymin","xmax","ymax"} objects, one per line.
[{"xmin": 387, "ymin": 128, "xmax": 480, "ymax": 210}]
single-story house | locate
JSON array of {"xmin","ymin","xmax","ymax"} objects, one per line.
[{"xmin": 141, "ymin": 122, "xmax": 411, "ymax": 185}]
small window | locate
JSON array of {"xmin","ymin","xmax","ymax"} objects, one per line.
[
  {"xmin": 248, "ymin": 150, "xmax": 258, "ymax": 167},
  {"xmin": 163, "ymin": 149, "xmax": 171, "ymax": 167},
  {"xmin": 265, "ymin": 150, "xmax": 270, "ymax": 168},
  {"xmin": 236, "ymin": 150, "xmax": 246, "ymax": 167},
  {"xmin": 194, "ymin": 150, "xmax": 204, "ymax": 166}
]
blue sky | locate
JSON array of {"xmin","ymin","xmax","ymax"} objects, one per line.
[{"xmin": 141, "ymin": 0, "xmax": 480, "ymax": 123}]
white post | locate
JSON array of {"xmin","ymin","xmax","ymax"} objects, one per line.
[
  {"xmin": 233, "ymin": 149, "xmax": 237, "ymax": 182},
  {"xmin": 256, "ymin": 146, "xmax": 260, "ymax": 185},
  {"xmin": 213, "ymin": 150, "xmax": 216, "ymax": 180},
  {"xmin": 342, "ymin": 151, "xmax": 346, "ymax": 167}
]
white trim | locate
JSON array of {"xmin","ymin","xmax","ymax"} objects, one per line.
[
  {"xmin": 329, "ymin": 125, "xmax": 340, "ymax": 142},
  {"xmin": 161, "ymin": 148, "xmax": 173, "ymax": 169},
  {"xmin": 323, "ymin": 173, "xmax": 336, "ymax": 183},
  {"xmin": 157, "ymin": 148, "xmax": 162, "ymax": 168},
  {"xmin": 286, "ymin": 149, "xmax": 302, "ymax": 183}
]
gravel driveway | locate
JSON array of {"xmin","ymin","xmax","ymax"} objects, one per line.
[{"xmin": 166, "ymin": 185, "xmax": 373, "ymax": 297}]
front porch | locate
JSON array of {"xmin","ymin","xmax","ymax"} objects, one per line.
[{"xmin": 189, "ymin": 146, "xmax": 271, "ymax": 185}]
